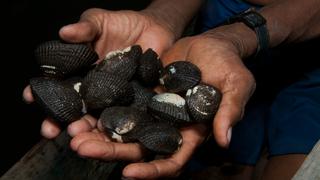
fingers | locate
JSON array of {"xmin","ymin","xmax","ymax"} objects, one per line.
[
  {"xmin": 70, "ymin": 131, "xmax": 110, "ymax": 151},
  {"xmin": 59, "ymin": 21, "xmax": 100, "ymax": 43},
  {"xmin": 71, "ymin": 132, "xmax": 145, "ymax": 162},
  {"xmin": 67, "ymin": 115, "xmax": 97, "ymax": 137},
  {"xmin": 41, "ymin": 118, "xmax": 61, "ymax": 139},
  {"xmin": 122, "ymin": 124, "xmax": 206, "ymax": 179},
  {"xmin": 41, "ymin": 114, "xmax": 97, "ymax": 139},
  {"xmin": 212, "ymin": 98, "xmax": 242, "ymax": 148},
  {"xmin": 212, "ymin": 73, "xmax": 255, "ymax": 148},
  {"xmin": 59, "ymin": 8, "xmax": 103, "ymax": 44},
  {"xmin": 23, "ymin": 85, "xmax": 34, "ymax": 103}
]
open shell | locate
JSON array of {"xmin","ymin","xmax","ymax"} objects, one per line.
[
  {"xmin": 30, "ymin": 77, "xmax": 84, "ymax": 124},
  {"xmin": 35, "ymin": 40, "xmax": 98, "ymax": 78}
]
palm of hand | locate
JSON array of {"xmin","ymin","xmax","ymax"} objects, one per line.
[
  {"xmin": 23, "ymin": 7, "xmax": 207, "ymax": 179},
  {"xmin": 71, "ymin": 118, "xmax": 207, "ymax": 179},
  {"xmin": 23, "ymin": 8, "xmax": 176, "ymax": 138},
  {"xmin": 62, "ymin": 8, "xmax": 175, "ymax": 58},
  {"xmin": 161, "ymin": 35, "xmax": 256, "ymax": 147}
]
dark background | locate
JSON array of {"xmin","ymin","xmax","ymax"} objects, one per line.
[
  {"xmin": 3, "ymin": 0, "xmax": 151, "ymax": 175},
  {"xmin": 4, "ymin": 0, "xmax": 320, "ymax": 177}
]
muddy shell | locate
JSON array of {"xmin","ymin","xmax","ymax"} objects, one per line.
[
  {"xmin": 186, "ymin": 84, "xmax": 222, "ymax": 123},
  {"xmin": 136, "ymin": 48, "xmax": 163, "ymax": 86},
  {"xmin": 99, "ymin": 106, "xmax": 155, "ymax": 142},
  {"xmin": 147, "ymin": 93, "xmax": 192, "ymax": 127},
  {"xmin": 136, "ymin": 122, "xmax": 182, "ymax": 154},
  {"xmin": 35, "ymin": 40, "xmax": 98, "ymax": 78},
  {"xmin": 159, "ymin": 61, "xmax": 201, "ymax": 93},
  {"xmin": 95, "ymin": 45, "xmax": 142, "ymax": 80},
  {"xmin": 30, "ymin": 77, "xmax": 84, "ymax": 124},
  {"xmin": 80, "ymin": 70, "xmax": 133, "ymax": 110}
]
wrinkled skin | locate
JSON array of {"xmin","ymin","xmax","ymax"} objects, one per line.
[
  {"xmin": 161, "ymin": 33, "xmax": 256, "ymax": 148},
  {"xmin": 23, "ymin": 8, "xmax": 256, "ymax": 179},
  {"xmin": 24, "ymin": 8, "xmax": 175, "ymax": 139}
]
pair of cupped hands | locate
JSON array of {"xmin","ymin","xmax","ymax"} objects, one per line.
[{"xmin": 23, "ymin": 8, "xmax": 255, "ymax": 179}]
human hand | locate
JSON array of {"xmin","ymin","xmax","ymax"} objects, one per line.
[
  {"xmin": 69, "ymin": 32, "xmax": 247, "ymax": 178},
  {"xmin": 71, "ymin": 120, "xmax": 208, "ymax": 179},
  {"xmin": 23, "ymin": 8, "xmax": 176, "ymax": 139},
  {"xmin": 161, "ymin": 26, "xmax": 256, "ymax": 148}
]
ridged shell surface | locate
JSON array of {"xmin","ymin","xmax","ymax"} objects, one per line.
[
  {"xmin": 95, "ymin": 45, "xmax": 142, "ymax": 80},
  {"xmin": 136, "ymin": 122, "xmax": 182, "ymax": 154},
  {"xmin": 160, "ymin": 61, "xmax": 201, "ymax": 93},
  {"xmin": 147, "ymin": 93, "xmax": 191, "ymax": 127},
  {"xmin": 35, "ymin": 40, "xmax": 98, "ymax": 78},
  {"xmin": 100, "ymin": 106, "xmax": 154, "ymax": 142},
  {"xmin": 186, "ymin": 84, "xmax": 222, "ymax": 123},
  {"xmin": 136, "ymin": 48, "xmax": 163, "ymax": 86},
  {"xmin": 130, "ymin": 81, "xmax": 157, "ymax": 112},
  {"xmin": 80, "ymin": 70, "xmax": 133, "ymax": 110},
  {"xmin": 30, "ymin": 77, "xmax": 83, "ymax": 124}
]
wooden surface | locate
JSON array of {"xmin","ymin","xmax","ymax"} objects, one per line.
[
  {"xmin": 1, "ymin": 131, "xmax": 121, "ymax": 180},
  {"xmin": 293, "ymin": 140, "xmax": 320, "ymax": 180}
]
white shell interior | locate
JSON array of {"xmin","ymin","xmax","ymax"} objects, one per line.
[
  {"xmin": 153, "ymin": 93, "xmax": 185, "ymax": 107},
  {"xmin": 104, "ymin": 46, "xmax": 132, "ymax": 60}
]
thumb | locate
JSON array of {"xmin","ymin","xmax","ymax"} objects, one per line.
[
  {"xmin": 59, "ymin": 21, "xmax": 100, "ymax": 43},
  {"xmin": 213, "ymin": 95, "xmax": 244, "ymax": 148}
]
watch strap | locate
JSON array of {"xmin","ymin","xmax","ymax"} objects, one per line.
[{"xmin": 227, "ymin": 8, "xmax": 269, "ymax": 56}]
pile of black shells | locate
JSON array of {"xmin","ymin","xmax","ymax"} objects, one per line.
[{"xmin": 30, "ymin": 40, "xmax": 222, "ymax": 155}]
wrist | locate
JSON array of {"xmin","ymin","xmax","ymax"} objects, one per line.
[
  {"xmin": 140, "ymin": 9, "xmax": 178, "ymax": 41},
  {"xmin": 203, "ymin": 23, "xmax": 259, "ymax": 58},
  {"xmin": 141, "ymin": 0, "xmax": 202, "ymax": 41}
]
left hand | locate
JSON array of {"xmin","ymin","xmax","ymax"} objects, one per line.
[{"xmin": 71, "ymin": 120, "xmax": 208, "ymax": 179}]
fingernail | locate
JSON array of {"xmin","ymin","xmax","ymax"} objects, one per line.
[{"xmin": 227, "ymin": 127, "xmax": 232, "ymax": 144}]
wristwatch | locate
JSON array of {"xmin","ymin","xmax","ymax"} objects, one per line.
[{"xmin": 227, "ymin": 8, "xmax": 269, "ymax": 56}]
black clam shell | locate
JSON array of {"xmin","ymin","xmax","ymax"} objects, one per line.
[
  {"xmin": 160, "ymin": 61, "xmax": 201, "ymax": 93},
  {"xmin": 130, "ymin": 81, "xmax": 157, "ymax": 112},
  {"xmin": 80, "ymin": 70, "xmax": 133, "ymax": 110},
  {"xmin": 136, "ymin": 48, "xmax": 163, "ymax": 86},
  {"xmin": 136, "ymin": 122, "xmax": 182, "ymax": 154},
  {"xmin": 30, "ymin": 77, "xmax": 84, "ymax": 124},
  {"xmin": 63, "ymin": 77, "xmax": 83, "ymax": 93},
  {"xmin": 35, "ymin": 40, "xmax": 98, "ymax": 78},
  {"xmin": 99, "ymin": 106, "xmax": 154, "ymax": 142},
  {"xmin": 95, "ymin": 45, "xmax": 142, "ymax": 80},
  {"xmin": 147, "ymin": 93, "xmax": 192, "ymax": 127},
  {"xmin": 186, "ymin": 84, "xmax": 222, "ymax": 123}
]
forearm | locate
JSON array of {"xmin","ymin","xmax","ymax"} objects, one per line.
[
  {"xmin": 262, "ymin": 0, "xmax": 320, "ymax": 46},
  {"xmin": 203, "ymin": 0, "xmax": 320, "ymax": 58},
  {"xmin": 142, "ymin": 0, "xmax": 203, "ymax": 40}
]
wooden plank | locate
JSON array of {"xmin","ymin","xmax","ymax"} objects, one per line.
[
  {"xmin": 292, "ymin": 140, "xmax": 320, "ymax": 180},
  {"xmin": 1, "ymin": 131, "xmax": 120, "ymax": 180}
]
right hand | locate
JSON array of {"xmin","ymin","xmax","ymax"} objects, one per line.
[{"xmin": 23, "ymin": 8, "xmax": 176, "ymax": 139}]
